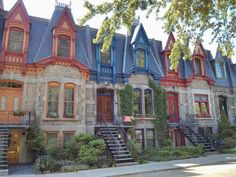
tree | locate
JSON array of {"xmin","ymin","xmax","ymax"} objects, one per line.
[{"xmin": 80, "ymin": 0, "xmax": 235, "ymax": 69}]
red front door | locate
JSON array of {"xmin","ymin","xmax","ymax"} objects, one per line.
[
  {"xmin": 97, "ymin": 89, "xmax": 113, "ymax": 123},
  {"xmin": 167, "ymin": 93, "xmax": 179, "ymax": 123}
]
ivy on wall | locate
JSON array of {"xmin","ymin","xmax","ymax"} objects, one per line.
[
  {"xmin": 149, "ymin": 78, "xmax": 170, "ymax": 147},
  {"xmin": 119, "ymin": 84, "xmax": 133, "ymax": 116}
]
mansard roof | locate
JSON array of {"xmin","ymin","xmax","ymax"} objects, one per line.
[{"xmin": 0, "ymin": 2, "xmax": 236, "ymax": 86}]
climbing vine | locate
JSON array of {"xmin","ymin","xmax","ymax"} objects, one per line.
[
  {"xmin": 119, "ymin": 84, "xmax": 133, "ymax": 116},
  {"xmin": 149, "ymin": 78, "xmax": 170, "ymax": 147}
]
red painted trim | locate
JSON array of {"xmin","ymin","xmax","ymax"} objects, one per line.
[
  {"xmin": 164, "ymin": 32, "xmax": 175, "ymax": 52},
  {"xmin": 194, "ymin": 94, "xmax": 211, "ymax": 117},
  {"xmin": 166, "ymin": 92, "xmax": 179, "ymax": 123},
  {"xmin": 5, "ymin": 0, "xmax": 31, "ymax": 23},
  {"xmin": 54, "ymin": 7, "xmax": 77, "ymax": 32}
]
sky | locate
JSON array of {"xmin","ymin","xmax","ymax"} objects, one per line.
[{"xmin": 3, "ymin": 0, "xmax": 236, "ymax": 63}]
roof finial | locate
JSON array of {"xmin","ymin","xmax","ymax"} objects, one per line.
[{"xmin": 55, "ymin": 0, "xmax": 72, "ymax": 9}]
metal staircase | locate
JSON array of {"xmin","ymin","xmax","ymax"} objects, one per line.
[
  {"xmin": 177, "ymin": 125, "xmax": 215, "ymax": 152},
  {"xmin": 99, "ymin": 125, "xmax": 134, "ymax": 163},
  {"xmin": 0, "ymin": 127, "xmax": 8, "ymax": 175}
]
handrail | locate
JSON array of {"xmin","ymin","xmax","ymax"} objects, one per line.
[{"xmin": 100, "ymin": 117, "xmax": 120, "ymax": 156}]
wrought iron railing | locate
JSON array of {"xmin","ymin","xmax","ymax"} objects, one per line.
[{"xmin": 5, "ymin": 111, "xmax": 34, "ymax": 127}]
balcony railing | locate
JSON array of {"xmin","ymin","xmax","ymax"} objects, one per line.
[{"xmin": 0, "ymin": 111, "xmax": 34, "ymax": 127}]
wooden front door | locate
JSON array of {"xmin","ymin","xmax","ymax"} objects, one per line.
[
  {"xmin": 167, "ymin": 93, "xmax": 179, "ymax": 123},
  {"xmin": 97, "ymin": 89, "xmax": 113, "ymax": 123},
  {"xmin": 7, "ymin": 131, "xmax": 21, "ymax": 164},
  {"xmin": 0, "ymin": 87, "xmax": 23, "ymax": 124}
]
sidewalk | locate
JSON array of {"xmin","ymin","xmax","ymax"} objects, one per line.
[{"xmin": 6, "ymin": 153, "xmax": 236, "ymax": 177}]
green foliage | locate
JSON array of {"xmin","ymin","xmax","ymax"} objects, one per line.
[
  {"xmin": 148, "ymin": 78, "xmax": 169, "ymax": 147},
  {"xmin": 143, "ymin": 145, "xmax": 204, "ymax": 161},
  {"xmin": 34, "ymin": 155, "xmax": 62, "ymax": 174},
  {"xmin": 222, "ymin": 147, "xmax": 236, "ymax": 154},
  {"xmin": 77, "ymin": 139, "xmax": 106, "ymax": 167},
  {"xmin": 127, "ymin": 140, "xmax": 142, "ymax": 162},
  {"xmin": 46, "ymin": 140, "xmax": 66, "ymax": 160},
  {"xmin": 217, "ymin": 110, "xmax": 236, "ymax": 149},
  {"xmin": 81, "ymin": 0, "xmax": 235, "ymax": 69},
  {"xmin": 65, "ymin": 133, "xmax": 94, "ymax": 160},
  {"xmin": 27, "ymin": 126, "xmax": 45, "ymax": 158},
  {"xmin": 119, "ymin": 84, "xmax": 133, "ymax": 116}
]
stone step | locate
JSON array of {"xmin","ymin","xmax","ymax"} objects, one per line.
[
  {"xmin": 116, "ymin": 161, "xmax": 139, "ymax": 167},
  {"xmin": 115, "ymin": 157, "xmax": 133, "ymax": 163}
]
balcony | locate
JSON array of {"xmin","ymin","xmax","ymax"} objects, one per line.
[{"xmin": 0, "ymin": 111, "xmax": 34, "ymax": 128}]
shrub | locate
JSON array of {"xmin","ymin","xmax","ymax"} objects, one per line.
[
  {"xmin": 222, "ymin": 137, "xmax": 236, "ymax": 149},
  {"xmin": 34, "ymin": 155, "xmax": 62, "ymax": 174},
  {"xmin": 65, "ymin": 134, "xmax": 94, "ymax": 160},
  {"xmin": 77, "ymin": 139, "xmax": 106, "ymax": 167},
  {"xmin": 127, "ymin": 140, "xmax": 142, "ymax": 161},
  {"xmin": 46, "ymin": 140, "xmax": 66, "ymax": 160}
]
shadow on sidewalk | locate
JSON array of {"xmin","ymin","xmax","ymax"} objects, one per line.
[{"xmin": 8, "ymin": 163, "xmax": 34, "ymax": 175}]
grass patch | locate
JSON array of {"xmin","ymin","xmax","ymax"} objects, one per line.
[{"xmin": 222, "ymin": 147, "xmax": 236, "ymax": 154}]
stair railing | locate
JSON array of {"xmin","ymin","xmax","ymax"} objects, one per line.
[
  {"xmin": 100, "ymin": 117, "xmax": 120, "ymax": 157},
  {"xmin": 7, "ymin": 111, "xmax": 33, "ymax": 127},
  {"xmin": 114, "ymin": 119, "xmax": 135, "ymax": 156}
]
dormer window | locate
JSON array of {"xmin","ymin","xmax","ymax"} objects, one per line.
[
  {"xmin": 215, "ymin": 62, "xmax": 226, "ymax": 79},
  {"xmin": 8, "ymin": 27, "xmax": 23, "ymax": 52},
  {"xmin": 57, "ymin": 35, "xmax": 70, "ymax": 58},
  {"xmin": 136, "ymin": 49, "xmax": 145, "ymax": 68},
  {"xmin": 195, "ymin": 57, "xmax": 203, "ymax": 76},
  {"xmin": 101, "ymin": 49, "xmax": 110, "ymax": 65},
  {"xmin": 167, "ymin": 55, "xmax": 177, "ymax": 72}
]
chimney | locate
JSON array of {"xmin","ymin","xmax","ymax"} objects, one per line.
[{"xmin": 0, "ymin": 0, "xmax": 4, "ymax": 10}]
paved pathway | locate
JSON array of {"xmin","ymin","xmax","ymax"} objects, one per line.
[{"xmin": 5, "ymin": 153, "xmax": 236, "ymax": 177}]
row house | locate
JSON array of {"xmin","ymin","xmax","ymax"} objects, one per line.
[{"xmin": 0, "ymin": 0, "xmax": 236, "ymax": 169}]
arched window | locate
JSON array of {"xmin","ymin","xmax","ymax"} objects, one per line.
[
  {"xmin": 64, "ymin": 83, "xmax": 75, "ymax": 118},
  {"xmin": 0, "ymin": 96, "xmax": 6, "ymax": 111},
  {"xmin": 47, "ymin": 82, "xmax": 60, "ymax": 118},
  {"xmin": 57, "ymin": 35, "xmax": 70, "ymax": 58},
  {"xmin": 133, "ymin": 88, "xmax": 142, "ymax": 115},
  {"xmin": 215, "ymin": 62, "xmax": 226, "ymax": 79},
  {"xmin": 194, "ymin": 57, "xmax": 203, "ymax": 76},
  {"xmin": 8, "ymin": 27, "xmax": 23, "ymax": 52},
  {"xmin": 145, "ymin": 89, "xmax": 152, "ymax": 115},
  {"xmin": 13, "ymin": 96, "xmax": 19, "ymax": 111},
  {"xmin": 101, "ymin": 48, "xmax": 111, "ymax": 65},
  {"xmin": 136, "ymin": 49, "xmax": 145, "ymax": 68}
]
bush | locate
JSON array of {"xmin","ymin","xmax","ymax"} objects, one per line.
[
  {"xmin": 65, "ymin": 134, "xmax": 94, "ymax": 160},
  {"xmin": 77, "ymin": 139, "xmax": 106, "ymax": 167},
  {"xmin": 46, "ymin": 140, "xmax": 66, "ymax": 160},
  {"xmin": 222, "ymin": 147, "xmax": 236, "ymax": 153},
  {"xmin": 127, "ymin": 140, "xmax": 142, "ymax": 162},
  {"xmin": 34, "ymin": 155, "xmax": 62, "ymax": 174},
  {"xmin": 222, "ymin": 137, "xmax": 236, "ymax": 149},
  {"xmin": 143, "ymin": 145, "xmax": 204, "ymax": 161}
]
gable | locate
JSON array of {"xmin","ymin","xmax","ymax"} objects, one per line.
[
  {"xmin": 5, "ymin": 0, "xmax": 30, "ymax": 24},
  {"xmin": 54, "ymin": 8, "xmax": 76, "ymax": 33},
  {"xmin": 131, "ymin": 24, "xmax": 150, "ymax": 46},
  {"xmin": 164, "ymin": 32, "xmax": 175, "ymax": 51},
  {"xmin": 193, "ymin": 42, "xmax": 206, "ymax": 58}
]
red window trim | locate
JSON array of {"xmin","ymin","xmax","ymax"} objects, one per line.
[
  {"xmin": 7, "ymin": 27, "xmax": 24, "ymax": 53},
  {"xmin": 63, "ymin": 83, "xmax": 76, "ymax": 118},
  {"xmin": 193, "ymin": 56, "xmax": 206, "ymax": 77},
  {"xmin": 194, "ymin": 94, "xmax": 210, "ymax": 118},
  {"xmin": 57, "ymin": 35, "xmax": 71, "ymax": 58}
]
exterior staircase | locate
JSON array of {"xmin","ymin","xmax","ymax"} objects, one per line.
[
  {"xmin": 99, "ymin": 126, "xmax": 134, "ymax": 164},
  {"xmin": 177, "ymin": 125, "xmax": 215, "ymax": 152},
  {"xmin": 0, "ymin": 127, "xmax": 8, "ymax": 175}
]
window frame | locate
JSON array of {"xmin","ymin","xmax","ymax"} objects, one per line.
[
  {"xmin": 144, "ymin": 89, "xmax": 153, "ymax": 115},
  {"xmin": 194, "ymin": 94, "xmax": 210, "ymax": 118},
  {"xmin": 167, "ymin": 54, "xmax": 178, "ymax": 73},
  {"xmin": 146, "ymin": 129, "xmax": 156, "ymax": 148},
  {"xmin": 7, "ymin": 27, "xmax": 24, "ymax": 53},
  {"xmin": 47, "ymin": 82, "xmax": 60, "ymax": 118},
  {"xmin": 215, "ymin": 62, "xmax": 226, "ymax": 79},
  {"xmin": 100, "ymin": 48, "xmax": 111, "ymax": 65},
  {"xmin": 46, "ymin": 131, "xmax": 59, "ymax": 145},
  {"xmin": 133, "ymin": 88, "xmax": 142, "ymax": 115},
  {"xmin": 62, "ymin": 131, "xmax": 75, "ymax": 147},
  {"xmin": 57, "ymin": 35, "xmax": 71, "ymax": 58},
  {"xmin": 135, "ymin": 48, "xmax": 146, "ymax": 68},
  {"xmin": 194, "ymin": 57, "xmax": 203, "ymax": 76},
  {"xmin": 63, "ymin": 83, "xmax": 75, "ymax": 118}
]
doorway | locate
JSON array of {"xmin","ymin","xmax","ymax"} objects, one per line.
[
  {"xmin": 97, "ymin": 88, "xmax": 113, "ymax": 123},
  {"xmin": 7, "ymin": 131, "xmax": 21, "ymax": 164},
  {"xmin": 167, "ymin": 92, "xmax": 179, "ymax": 123}
]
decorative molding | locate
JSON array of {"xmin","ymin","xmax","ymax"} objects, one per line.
[{"xmin": 55, "ymin": 0, "xmax": 72, "ymax": 9}]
